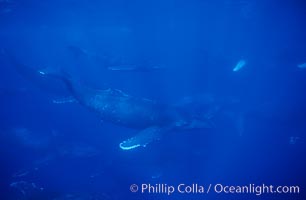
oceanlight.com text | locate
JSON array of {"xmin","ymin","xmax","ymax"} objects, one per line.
[{"xmin": 130, "ymin": 183, "xmax": 300, "ymax": 196}]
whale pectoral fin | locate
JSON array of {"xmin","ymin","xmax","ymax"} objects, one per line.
[{"xmin": 119, "ymin": 126, "xmax": 166, "ymax": 150}]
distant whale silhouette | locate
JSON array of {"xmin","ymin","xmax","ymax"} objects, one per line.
[{"xmin": 67, "ymin": 45, "xmax": 165, "ymax": 73}]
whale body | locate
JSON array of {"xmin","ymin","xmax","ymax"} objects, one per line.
[
  {"xmin": 7, "ymin": 54, "xmax": 214, "ymax": 150},
  {"xmin": 40, "ymin": 71, "xmax": 214, "ymax": 150}
]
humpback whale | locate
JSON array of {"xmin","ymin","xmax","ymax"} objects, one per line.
[
  {"xmin": 40, "ymin": 71, "xmax": 214, "ymax": 150},
  {"xmin": 5, "ymin": 53, "xmax": 227, "ymax": 150},
  {"xmin": 6, "ymin": 52, "xmax": 245, "ymax": 150}
]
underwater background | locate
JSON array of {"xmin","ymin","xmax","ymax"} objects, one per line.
[{"xmin": 0, "ymin": 0, "xmax": 305, "ymax": 199}]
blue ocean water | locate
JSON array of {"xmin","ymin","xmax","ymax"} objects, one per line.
[{"xmin": 0, "ymin": 0, "xmax": 305, "ymax": 199}]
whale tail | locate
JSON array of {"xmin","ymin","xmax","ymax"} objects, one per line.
[
  {"xmin": 3, "ymin": 50, "xmax": 74, "ymax": 98},
  {"xmin": 38, "ymin": 68, "xmax": 85, "ymax": 101},
  {"xmin": 6, "ymin": 51, "xmax": 85, "ymax": 103}
]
